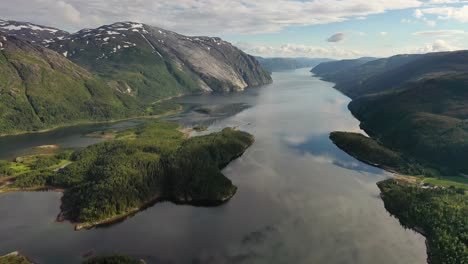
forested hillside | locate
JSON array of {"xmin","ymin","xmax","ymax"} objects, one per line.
[{"xmin": 0, "ymin": 32, "xmax": 141, "ymax": 135}]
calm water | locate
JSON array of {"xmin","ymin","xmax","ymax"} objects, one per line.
[{"xmin": 0, "ymin": 69, "xmax": 427, "ymax": 264}]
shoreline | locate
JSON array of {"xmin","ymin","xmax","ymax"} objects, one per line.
[
  {"xmin": 0, "ymin": 105, "xmax": 184, "ymax": 138},
  {"xmin": 71, "ymin": 194, "xmax": 164, "ymax": 231},
  {"xmin": 0, "ymin": 186, "xmax": 64, "ymax": 194},
  {"xmin": 71, "ymin": 191, "xmax": 236, "ymax": 231}
]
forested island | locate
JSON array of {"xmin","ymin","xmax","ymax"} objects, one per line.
[
  {"xmin": 0, "ymin": 122, "xmax": 254, "ymax": 230},
  {"xmin": 314, "ymin": 53, "xmax": 468, "ymax": 263}
]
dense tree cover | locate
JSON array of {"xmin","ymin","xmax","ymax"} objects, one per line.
[
  {"xmin": 349, "ymin": 76, "xmax": 468, "ymax": 176},
  {"xmin": 329, "ymin": 132, "xmax": 438, "ymax": 176},
  {"xmin": 82, "ymin": 255, "xmax": 143, "ymax": 264},
  {"xmin": 0, "ymin": 160, "xmax": 14, "ymax": 176},
  {"xmin": 313, "ymin": 51, "xmax": 468, "ymax": 176},
  {"xmin": 378, "ymin": 179, "xmax": 468, "ymax": 264},
  {"xmin": 3, "ymin": 122, "xmax": 254, "ymax": 226}
]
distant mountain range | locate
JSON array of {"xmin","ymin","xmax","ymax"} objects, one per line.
[
  {"xmin": 312, "ymin": 51, "xmax": 468, "ymax": 175},
  {"xmin": 0, "ymin": 19, "xmax": 272, "ymax": 134},
  {"xmin": 257, "ymin": 57, "xmax": 334, "ymax": 72}
]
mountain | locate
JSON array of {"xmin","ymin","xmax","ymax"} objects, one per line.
[
  {"xmin": 312, "ymin": 51, "xmax": 468, "ymax": 99},
  {"xmin": 349, "ymin": 73, "xmax": 468, "ymax": 175},
  {"xmin": 315, "ymin": 50, "xmax": 468, "ymax": 175},
  {"xmin": 45, "ymin": 22, "xmax": 271, "ymax": 102},
  {"xmin": 0, "ymin": 32, "xmax": 140, "ymax": 134},
  {"xmin": 256, "ymin": 57, "xmax": 333, "ymax": 72},
  {"xmin": 311, "ymin": 57, "xmax": 377, "ymax": 78},
  {"xmin": 0, "ymin": 20, "xmax": 272, "ymax": 135},
  {"xmin": 0, "ymin": 19, "xmax": 69, "ymax": 45}
]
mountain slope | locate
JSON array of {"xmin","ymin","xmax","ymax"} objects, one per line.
[
  {"xmin": 349, "ymin": 74, "xmax": 468, "ymax": 175},
  {"xmin": 257, "ymin": 57, "xmax": 333, "ymax": 72},
  {"xmin": 311, "ymin": 57, "xmax": 377, "ymax": 78},
  {"xmin": 0, "ymin": 32, "xmax": 140, "ymax": 134},
  {"xmin": 46, "ymin": 22, "xmax": 271, "ymax": 101},
  {"xmin": 0, "ymin": 19, "xmax": 69, "ymax": 45},
  {"xmin": 312, "ymin": 51, "xmax": 468, "ymax": 99},
  {"xmin": 315, "ymin": 50, "xmax": 468, "ymax": 175}
]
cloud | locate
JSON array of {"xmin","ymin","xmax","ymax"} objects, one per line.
[
  {"xmin": 416, "ymin": 39, "xmax": 461, "ymax": 53},
  {"xmin": 420, "ymin": 5, "xmax": 468, "ymax": 22},
  {"xmin": 378, "ymin": 31, "xmax": 388, "ymax": 36},
  {"xmin": 0, "ymin": 0, "xmax": 424, "ymax": 34},
  {"xmin": 236, "ymin": 42, "xmax": 364, "ymax": 59},
  {"xmin": 414, "ymin": 9, "xmax": 424, "ymax": 18},
  {"xmin": 327, "ymin": 33, "xmax": 345, "ymax": 42},
  {"xmin": 412, "ymin": 29, "xmax": 466, "ymax": 36}
]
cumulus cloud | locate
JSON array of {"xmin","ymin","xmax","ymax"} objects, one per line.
[
  {"xmin": 327, "ymin": 33, "xmax": 345, "ymax": 42},
  {"xmin": 378, "ymin": 32, "xmax": 389, "ymax": 37},
  {"xmin": 0, "ymin": 0, "xmax": 424, "ymax": 34},
  {"xmin": 236, "ymin": 42, "xmax": 364, "ymax": 59}
]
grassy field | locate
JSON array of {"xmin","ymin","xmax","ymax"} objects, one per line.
[{"xmin": 422, "ymin": 176, "xmax": 468, "ymax": 192}]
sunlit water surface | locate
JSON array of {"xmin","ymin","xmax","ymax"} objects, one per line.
[{"xmin": 0, "ymin": 69, "xmax": 427, "ymax": 264}]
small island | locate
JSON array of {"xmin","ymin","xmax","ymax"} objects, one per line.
[{"xmin": 0, "ymin": 122, "xmax": 254, "ymax": 230}]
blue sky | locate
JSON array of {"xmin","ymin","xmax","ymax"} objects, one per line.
[{"xmin": 1, "ymin": 0, "xmax": 468, "ymax": 58}]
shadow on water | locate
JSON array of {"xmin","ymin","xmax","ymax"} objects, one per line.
[{"xmin": 284, "ymin": 133, "xmax": 383, "ymax": 174}]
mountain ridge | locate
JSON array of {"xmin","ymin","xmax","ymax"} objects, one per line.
[{"xmin": 0, "ymin": 19, "xmax": 272, "ymax": 135}]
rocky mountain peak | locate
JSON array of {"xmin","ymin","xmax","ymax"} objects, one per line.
[{"xmin": 0, "ymin": 19, "xmax": 69, "ymax": 45}]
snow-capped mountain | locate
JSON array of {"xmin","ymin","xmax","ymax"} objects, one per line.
[
  {"xmin": 46, "ymin": 21, "xmax": 271, "ymax": 94},
  {"xmin": 0, "ymin": 19, "xmax": 69, "ymax": 45}
]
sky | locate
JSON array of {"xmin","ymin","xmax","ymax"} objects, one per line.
[{"xmin": 1, "ymin": 0, "xmax": 468, "ymax": 59}]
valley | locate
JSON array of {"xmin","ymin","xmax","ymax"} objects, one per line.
[
  {"xmin": 0, "ymin": 69, "xmax": 428, "ymax": 264},
  {"xmin": 0, "ymin": 20, "xmax": 271, "ymax": 136},
  {"xmin": 313, "ymin": 53, "xmax": 468, "ymax": 263}
]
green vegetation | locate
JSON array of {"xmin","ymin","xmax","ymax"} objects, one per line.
[
  {"xmin": 0, "ymin": 149, "xmax": 73, "ymax": 191},
  {"xmin": 317, "ymin": 51, "xmax": 468, "ymax": 263},
  {"xmin": 0, "ymin": 34, "xmax": 143, "ymax": 135},
  {"xmin": 423, "ymin": 177, "xmax": 468, "ymax": 193},
  {"xmin": 378, "ymin": 179, "xmax": 467, "ymax": 264},
  {"xmin": 193, "ymin": 125, "xmax": 208, "ymax": 132},
  {"xmin": 329, "ymin": 132, "xmax": 438, "ymax": 176},
  {"xmin": 0, "ymin": 122, "xmax": 254, "ymax": 228},
  {"xmin": 0, "ymin": 252, "xmax": 32, "ymax": 264},
  {"xmin": 0, "ymin": 29, "xmax": 272, "ymax": 136},
  {"xmin": 82, "ymin": 255, "xmax": 144, "ymax": 264}
]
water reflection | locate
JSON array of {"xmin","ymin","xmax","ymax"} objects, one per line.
[
  {"xmin": 0, "ymin": 69, "xmax": 426, "ymax": 264},
  {"xmin": 285, "ymin": 133, "xmax": 382, "ymax": 174}
]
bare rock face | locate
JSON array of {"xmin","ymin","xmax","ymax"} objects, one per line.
[
  {"xmin": 44, "ymin": 22, "xmax": 272, "ymax": 93},
  {"xmin": 0, "ymin": 19, "xmax": 272, "ymax": 134}
]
